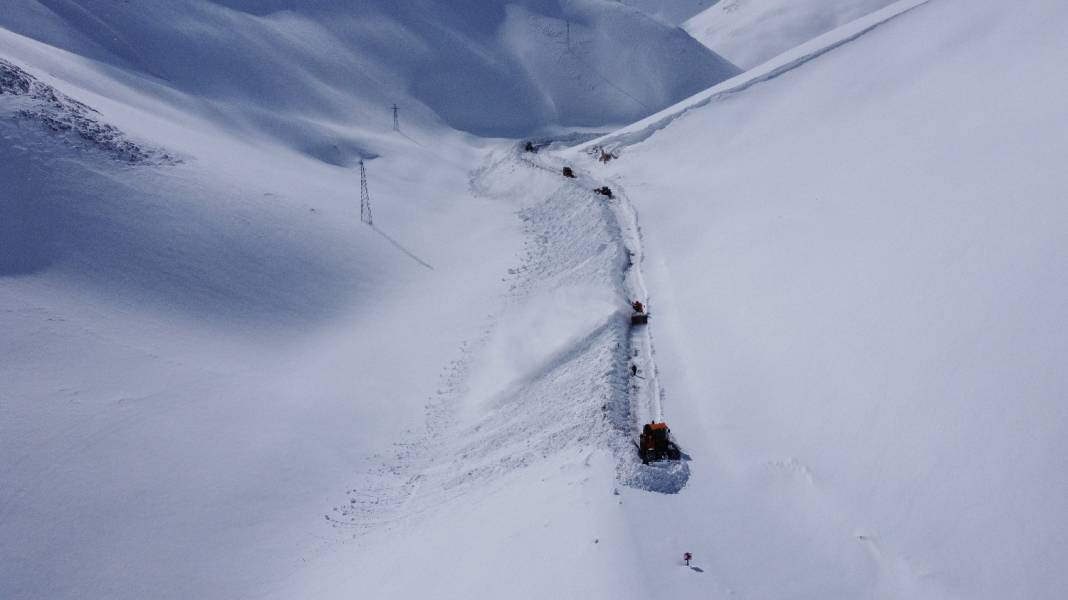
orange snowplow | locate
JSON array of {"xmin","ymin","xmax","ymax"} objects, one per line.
[
  {"xmin": 630, "ymin": 300, "xmax": 648, "ymax": 325},
  {"xmin": 639, "ymin": 422, "xmax": 681, "ymax": 464}
]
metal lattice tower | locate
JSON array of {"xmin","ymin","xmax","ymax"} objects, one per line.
[
  {"xmin": 392, "ymin": 103, "xmax": 399, "ymax": 131},
  {"xmin": 359, "ymin": 159, "xmax": 373, "ymax": 226}
]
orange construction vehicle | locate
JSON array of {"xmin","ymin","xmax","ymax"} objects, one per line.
[
  {"xmin": 639, "ymin": 422, "xmax": 681, "ymax": 464},
  {"xmin": 630, "ymin": 300, "xmax": 648, "ymax": 325}
]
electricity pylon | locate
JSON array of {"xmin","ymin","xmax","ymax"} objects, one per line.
[{"xmin": 359, "ymin": 159, "xmax": 373, "ymax": 226}]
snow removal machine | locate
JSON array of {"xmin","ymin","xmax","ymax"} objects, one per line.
[
  {"xmin": 639, "ymin": 422, "xmax": 682, "ymax": 464},
  {"xmin": 630, "ymin": 300, "xmax": 648, "ymax": 325}
]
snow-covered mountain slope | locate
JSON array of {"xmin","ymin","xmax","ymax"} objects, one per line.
[
  {"xmin": 4, "ymin": 0, "xmax": 1066, "ymax": 598},
  {"xmin": 0, "ymin": 42, "xmax": 518, "ymax": 600},
  {"xmin": 684, "ymin": 0, "xmax": 898, "ymax": 68},
  {"xmin": 1, "ymin": 0, "xmax": 738, "ymax": 139},
  {"xmin": 620, "ymin": 0, "xmax": 721, "ymax": 25},
  {"xmin": 0, "ymin": 0, "xmax": 739, "ymax": 597},
  {"xmin": 562, "ymin": 0, "xmax": 1068, "ymax": 597}
]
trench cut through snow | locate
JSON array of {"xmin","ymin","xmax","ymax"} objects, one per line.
[{"xmin": 327, "ymin": 143, "xmax": 692, "ymax": 538}]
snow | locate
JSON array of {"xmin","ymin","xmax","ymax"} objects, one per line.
[
  {"xmin": 568, "ymin": 0, "xmax": 1068, "ymax": 596},
  {"xmin": 684, "ymin": 0, "xmax": 900, "ymax": 69},
  {"xmin": 619, "ymin": 0, "xmax": 721, "ymax": 26},
  {"xmin": 3, "ymin": 0, "xmax": 1068, "ymax": 598},
  {"xmin": 0, "ymin": 17, "xmax": 515, "ymax": 598},
  {"xmin": 0, "ymin": 0, "xmax": 738, "ymax": 138}
]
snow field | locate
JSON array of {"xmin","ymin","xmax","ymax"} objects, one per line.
[
  {"xmin": 0, "ymin": 33, "xmax": 523, "ymax": 596},
  {"xmin": 0, "ymin": 0, "xmax": 739, "ymax": 139},
  {"xmin": 1, "ymin": 0, "xmax": 733, "ymax": 592},
  {"xmin": 3, "ymin": 0, "xmax": 1066, "ymax": 597},
  {"xmin": 566, "ymin": 0, "xmax": 1068, "ymax": 597},
  {"xmin": 300, "ymin": 147, "xmax": 643, "ymax": 598}
]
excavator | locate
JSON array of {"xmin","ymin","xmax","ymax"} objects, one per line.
[{"xmin": 638, "ymin": 422, "xmax": 682, "ymax": 464}]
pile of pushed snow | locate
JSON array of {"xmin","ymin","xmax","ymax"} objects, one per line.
[
  {"xmin": 684, "ymin": 0, "xmax": 899, "ymax": 68},
  {"xmin": 1, "ymin": 0, "xmax": 737, "ymax": 140}
]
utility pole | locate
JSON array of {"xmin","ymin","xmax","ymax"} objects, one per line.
[
  {"xmin": 392, "ymin": 103, "xmax": 399, "ymax": 131},
  {"xmin": 359, "ymin": 159, "xmax": 373, "ymax": 226},
  {"xmin": 566, "ymin": 21, "xmax": 570, "ymax": 50}
]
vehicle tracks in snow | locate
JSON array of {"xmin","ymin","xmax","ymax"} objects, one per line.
[
  {"xmin": 327, "ymin": 143, "xmax": 687, "ymax": 539},
  {"xmin": 519, "ymin": 149, "xmax": 690, "ymax": 494}
]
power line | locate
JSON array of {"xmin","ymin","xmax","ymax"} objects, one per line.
[{"xmin": 559, "ymin": 20, "xmax": 648, "ymax": 112}]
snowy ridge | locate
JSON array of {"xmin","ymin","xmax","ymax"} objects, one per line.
[
  {"xmin": 684, "ymin": 0, "xmax": 900, "ymax": 69},
  {"xmin": 0, "ymin": 57, "xmax": 174, "ymax": 164},
  {"xmin": 574, "ymin": 0, "xmax": 930, "ymax": 155},
  {"xmin": 620, "ymin": 0, "xmax": 719, "ymax": 26}
]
